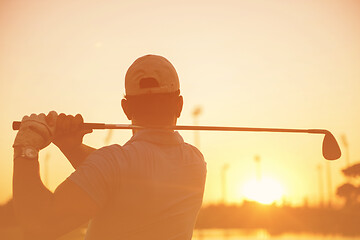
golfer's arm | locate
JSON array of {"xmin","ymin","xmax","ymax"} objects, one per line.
[
  {"xmin": 13, "ymin": 157, "xmax": 53, "ymax": 236},
  {"xmin": 13, "ymin": 156, "xmax": 98, "ymax": 239},
  {"xmin": 59, "ymin": 144, "xmax": 97, "ymax": 169}
]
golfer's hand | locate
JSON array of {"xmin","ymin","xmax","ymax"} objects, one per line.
[
  {"xmin": 52, "ymin": 113, "xmax": 92, "ymax": 152},
  {"xmin": 13, "ymin": 111, "xmax": 58, "ymax": 150}
]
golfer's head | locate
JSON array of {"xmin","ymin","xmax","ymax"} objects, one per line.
[{"xmin": 122, "ymin": 55, "xmax": 183, "ymax": 126}]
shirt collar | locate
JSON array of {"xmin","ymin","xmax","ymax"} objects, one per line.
[{"xmin": 126, "ymin": 129, "xmax": 184, "ymax": 145}]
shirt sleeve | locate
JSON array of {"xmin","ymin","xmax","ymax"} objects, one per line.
[{"xmin": 67, "ymin": 146, "xmax": 120, "ymax": 208}]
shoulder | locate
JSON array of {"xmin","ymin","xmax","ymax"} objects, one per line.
[
  {"xmin": 78, "ymin": 144, "xmax": 126, "ymax": 173},
  {"xmin": 87, "ymin": 144, "xmax": 124, "ymax": 161},
  {"xmin": 182, "ymin": 143, "xmax": 207, "ymax": 169},
  {"xmin": 184, "ymin": 143, "xmax": 204, "ymax": 158}
]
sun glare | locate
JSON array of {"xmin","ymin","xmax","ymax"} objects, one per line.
[{"xmin": 242, "ymin": 177, "xmax": 284, "ymax": 204}]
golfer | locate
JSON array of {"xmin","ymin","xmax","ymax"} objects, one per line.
[{"xmin": 12, "ymin": 55, "xmax": 207, "ymax": 239}]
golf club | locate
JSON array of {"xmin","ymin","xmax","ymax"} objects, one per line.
[{"xmin": 12, "ymin": 121, "xmax": 342, "ymax": 160}]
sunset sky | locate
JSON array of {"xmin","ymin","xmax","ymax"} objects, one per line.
[{"xmin": 0, "ymin": 0, "xmax": 359, "ymax": 206}]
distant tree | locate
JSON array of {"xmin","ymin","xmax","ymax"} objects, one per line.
[
  {"xmin": 342, "ymin": 163, "xmax": 360, "ymax": 178},
  {"xmin": 336, "ymin": 183, "xmax": 360, "ymax": 206},
  {"xmin": 337, "ymin": 162, "xmax": 360, "ymax": 207}
]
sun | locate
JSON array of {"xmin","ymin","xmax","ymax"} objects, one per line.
[{"xmin": 242, "ymin": 177, "xmax": 284, "ymax": 204}]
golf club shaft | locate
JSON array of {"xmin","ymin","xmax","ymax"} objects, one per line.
[{"xmin": 12, "ymin": 121, "xmax": 328, "ymax": 135}]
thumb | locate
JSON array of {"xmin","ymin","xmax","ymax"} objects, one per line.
[{"xmin": 81, "ymin": 129, "xmax": 93, "ymax": 135}]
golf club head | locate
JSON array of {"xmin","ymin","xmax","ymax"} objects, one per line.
[{"xmin": 322, "ymin": 132, "xmax": 341, "ymax": 160}]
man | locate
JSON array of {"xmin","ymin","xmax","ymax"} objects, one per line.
[{"xmin": 13, "ymin": 55, "xmax": 207, "ymax": 239}]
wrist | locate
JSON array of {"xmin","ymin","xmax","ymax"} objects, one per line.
[{"xmin": 14, "ymin": 146, "xmax": 39, "ymax": 160}]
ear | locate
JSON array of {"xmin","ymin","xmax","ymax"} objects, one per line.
[
  {"xmin": 175, "ymin": 95, "xmax": 183, "ymax": 118},
  {"xmin": 121, "ymin": 98, "xmax": 132, "ymax": 120}
]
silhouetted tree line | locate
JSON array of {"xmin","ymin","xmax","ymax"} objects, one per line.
[
  {"xmin": 2, "ymin": 163, "xmax": 360, "ymax": 236},
  {"xmin": 195, "ymin": 201, "xmax": 360, "ymax": 236},
  {"xmin": 194, "ymin": 162, "xmax": 360, "ymax": 236}
]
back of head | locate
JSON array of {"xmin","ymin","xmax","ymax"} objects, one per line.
[{"xmin": 123, "ymin": 55, "xmax": 182, "ymax": 126}]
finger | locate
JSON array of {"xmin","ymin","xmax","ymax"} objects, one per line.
[
  {"xmin": 21, "ymin": 115, "xmax": 29, "ymax": 122},
  {"xmin": 62, "ymin": 115, "xmax": 73, "ymax": 134},
  {"xmin": 68, "ymin": 115, "xmax": 77, "ymax": 132},
  {"xmin": 38, "ymin": 113, "xmax": 47, "ymax": 130},
  {"xmin": 72, "ymin": 114, "xmax": 83, "ymax": 132},
  {"xmin": 56, "ymin": 113, "xmax": 67, "ymax": 133},
  {"xmin": 30, "ymin": 113, "xmax": 37, "ymax": 119},
  {"xmin": 46, "ymin": 111, "xmax": 58, "ymax": 127},
  {"xmin": 74, "ymin": 114, "xmax": 84, "ymax": 123},
  {"xmin": 38, "ymin": 113, "xmax": 46, "ymax": 122}
]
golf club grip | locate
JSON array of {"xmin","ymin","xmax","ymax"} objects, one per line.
[
  {"xmin": 12, "ymin": 121, "xmax": 21, "ymax": 130},
  {"xmin": 12, "ymin": 121, "xmax": 105, "ymax": 130}
]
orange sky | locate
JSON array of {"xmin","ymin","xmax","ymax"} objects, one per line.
[{"xmin": 0, "ymin": 0, "xmax": 359, "ymax": 206}]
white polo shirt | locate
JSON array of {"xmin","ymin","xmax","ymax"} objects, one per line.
[{"xmin": 68, "ymin": 129, "xmax": 207, "ymax": 240}]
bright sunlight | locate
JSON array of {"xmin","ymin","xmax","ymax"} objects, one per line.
[{"xmin": 242, "ymin": 177, "xmax": 284, "ymax": 204}]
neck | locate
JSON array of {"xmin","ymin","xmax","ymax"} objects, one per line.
[{"xmin": 131, "ymin": 118, "xmax": 177, "ymax": 135}]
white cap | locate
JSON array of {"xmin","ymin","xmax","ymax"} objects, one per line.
[{"xmin": 125, "ymin": 55, "xmax": 180, "ymax": 96}]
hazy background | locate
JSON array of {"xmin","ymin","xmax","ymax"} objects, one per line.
[{"xmin": 0, "ymin": 0, "xmax": 359, "ymax": 206}]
